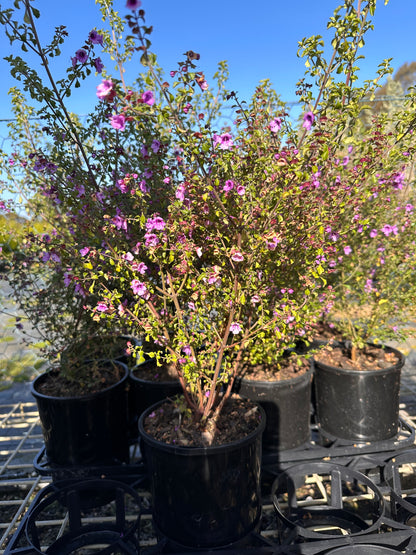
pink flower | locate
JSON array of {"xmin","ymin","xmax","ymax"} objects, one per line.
[
  {"xmin": 142, "ymin": 90, "xmax": 155, "ymax": 106},
  {"xmin": 382, "ymin": 224, "xmax": 398, "ymax": 236},
  {"xmin": 112, "ymin": 214, "xmax": 127, "ymax": 231},
  {"xmin": 110, "ymin": 114, "xmax": 126, "ymax": 131},
  {"xmin": 344, "ymin": 246, "xmax": 352, "ymax": 255},
  {"xmin": 175, "ymin": 184, "xmax": 186, "ymax": 202},
  {"xmin": 96, "ymin": 302, "xmax": 108, "ymax": 312},
  {"xmin": 230, "ymin": 322, "xmax": 242, "ymax": 334},
  {"xmin": 146, "ymin": 216, "xmax": 165, "ymax": 231},
  {"xmin": 96, "ymin": 79, "xmax": 114, "ymax": 100},
  {"xmin": 236, "ymin": 185, "xmax": 246, "ymax": 195},
  {"xmin": 213, "ymin": 132, "xmax": 233, "ymax": 150},
  {"xmin": 80, "ymin": 247, "xmax": 90, "ymax": 256},
  {"xmin": 251, "ymin": 295, "xmax": 261, "ymax": 305},
  {"xmin": 144, "ymin": 232, "xmax": 159, "ymax": 247},
  {"xmin": 231, "ymin": 251, "xmax": 244, "ymax": 262},
  {"xmin": 122, "ymin": 252, "xmax": 134, "ymax": 262},
  {"xmin": 223, "ymin": 180, "xmax": 234, "ymax": 192},
  {"xmin": 302, "ymin": 111, "xmax": 315, "ymax": 131},
  {"xmin": 266, "ymin": 236, "xmax": 280, "ymax": 250},
  {"xmin": 131, "ymin": 279, "xmax": 149, "ymax": 298},
  {"xmin": 369, "ymin": 229, "xmax": 378, "ymax": 238},
  {"xmin": 133, "ymin": 262, "xmax": 148, "ymax": 274},
  {"xmin": 269, "ymin": 117, "xmax": 281, "ymax": 133}
]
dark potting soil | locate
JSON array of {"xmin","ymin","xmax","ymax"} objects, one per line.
[
  {"xmin": 35, "ymin": 363, "xmax": 125, "ymax": 397},
  {"xmin": 132, "ymin": 359, "xmax": 178, "ymax": 382},
  {"xmin": 143, "ymin": 395, "xmax": 262, "ymax": 447},
  {"xmin": 315, "ymin": 343, "xmax": 400, "ymax": 371},
  {"xmin": 238, "ymin": 354, "xmax": 310, "ymax": 382}
]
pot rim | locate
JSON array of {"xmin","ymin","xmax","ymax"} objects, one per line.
[
  {"xmin": 31, "ymin": 360, "xmax": 129, "ymax": 401},
  {"xmin": 237, "ymin": 364, "xmax": 313, "ymax": 386},
  {"xmin": 139, "ymin": 397, "xmax": 266, "ymax": 455},
  {"xmin": 313, "ymin": 342, "xmax": 405, "ymax": 375},
  {"xmin": 130, "ymin": 359, "xmax": 180, "ymax": 385}
]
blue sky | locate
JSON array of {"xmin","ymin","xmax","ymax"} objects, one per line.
[{"xmin": 0, "ymin": 0, "xmax": 415, "ymax": 125}]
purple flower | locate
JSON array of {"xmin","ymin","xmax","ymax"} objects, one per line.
[
  {"xmin": 131, "ymin": 279, "xmax": 149, "ymax": 298},
  {"xmin": 151, "ymin": 139, "xmax": 161, "ymax": 153},
  {"xmin": 133, "ymin": 262, "xmax": 148, "ymax": 274},
  {"xmin": 112, "ymin": 214, "xmax": 127, "ymax": 231},
  {"xmin": 343, "ymin": 246, "xmax": 352, "ymax": 255},
  {"xmin": 266, "ymin": 237, "xmax": 280, "ymax": 250},
  {"xmin": 269, "ymin": 117, "xmax": 281, "ymax": 133},
  {"xmin": 144, "ymin": 233, "xmax": 159, "ymax": 247},
  {"xmin": 146, "ymin": 216, "xmax": 165, "ymax": 231},
  {"xmin": 80, "ymin": 247, "xmax": 90, "ymax": 256},
  {"xmin": 75, "ymin": 49, "xmax": 88, "ymax": 63},
  {"xmin": 405, "ymin": 204, "xmax": 414, "ymax": 212},
  {"xmin": 370, "ymin": 229, "xmax": 378, "ymax": 238},
  {"xmin": 302, "ymin": 111, "xmax": 315, "ymax": 131},
  {"xmin": 63, "ymin": 272, "xmax": 72, "ymax": 286},
  {"xmin": 110, "ymin": 114, "xmax": 126, "ymax": 131},
  {"xmin": 89, "ymin": 30, "xmax": 103, "ymax": 45},
  {"xmin": 230, "ymin": 322, "xmax": 242, "ymax": 335},
  {"xmin": 96, "ymin": 302, "xmax": 108, "ymax": 312},
  {"xmin": 223, "ymin": 180, "xmax": 234, "ymax": 192},
  {"xmin": 126, "ymin": 0, "xmax": 142, "ymax": 9},
  {"xmin": 142, "ymin": 90, "xmax": 155, "ymax": 106},
  {"xmin": 382, "ymin": 224, "xmax": 398, "ymax": 236},
  {"xmin": 122, "ymin": 252, "xmax": 134, "ymax": 262},
  {"xmin": 94, "ymin": 57, "xmax": 104, "ymax": 73},
  {"xmin": 393, "ymin": 172, "xmax": 405, "ymax": 190},
  {"xmin": 182, "ymin": 345, "xmax": 192, "ymax": 356}
]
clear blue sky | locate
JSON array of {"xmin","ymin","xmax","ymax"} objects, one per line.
[{"xmin": 0, "ymin": 0, "xmax": 415, "ymax": 123}]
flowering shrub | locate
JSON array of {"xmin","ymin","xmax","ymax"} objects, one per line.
[{"xmin": 1, "ymin": 0, "xmax": 415, "ymax": 433}]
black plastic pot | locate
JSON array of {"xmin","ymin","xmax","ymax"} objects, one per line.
[
  {"xmin": 138, "ymin": 399, "xmax": 266, "ymax": 550},
  {"xmin": 234, "ymin": 367, "xmax": 312, "ymax": 451},
  {"xmin": 128, "ymin": 359, "xmax": 182, "ymax": 442},
  {"xmin": 31, "ymin": 361, "xmax": 130, "ymax": 467},
  {"xmin": 326, "ymin": 547, "xmax": 400, "ymax": 554},
  {"xmin": 314, "ymin": 344, "xmax": 404, "ymax": 442}
]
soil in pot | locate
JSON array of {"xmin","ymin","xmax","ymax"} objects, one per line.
[
  {"xmin": 313, "ymin": 343, "xmax": 404, "ymax": 442},
  {"xmin": 32, "ymin": 360, "xmax": 130, "ymax": 466},
  {"xmin": 128, "ymin": 359, "xmax": 182, "ymax": 442},
  {"xmin": 233, "ymin": 355, "xmax": 312, "ymax": 451},
  {"xmin": 139, "ymin": 395, "xmax": 265, "ymax": 549}
]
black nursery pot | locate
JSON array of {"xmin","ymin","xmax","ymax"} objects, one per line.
[
  {"xmin": 314, "ymin": 344, "xmax": 404, "ymax": 442},
  {"xmin": 128, "ymin": 359, "xmax": 182, "ymax": 442},
  {"xmin": 31, "ymin": 361, "xmax": 130, "ymax": 467},
  {"xmin": 234, "ymin": 367, "xmax": 312, "ymax": 451},
  {"xmin": 139, "ymin": 399, "xmax": 266, "ymax": 550}
]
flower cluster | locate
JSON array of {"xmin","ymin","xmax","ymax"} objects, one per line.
[{"xmin": 1, "ymin": 0, "xmax": 415, "ymax": 426}]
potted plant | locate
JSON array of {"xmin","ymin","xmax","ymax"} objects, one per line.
[
  {"xmin": 0, "ymin": 71, "xmax": 136, "ymax": 469},
  {"xmin": 312, "ymin": 161, "xmax": 416, "ymax": 441},
  {"xmin": 309, "ymin": 102, "xmax": 416, "ymax": 441},
  {"xmin": 79, "ymin": 0, "xmax": 406, "ymax": 547}
]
